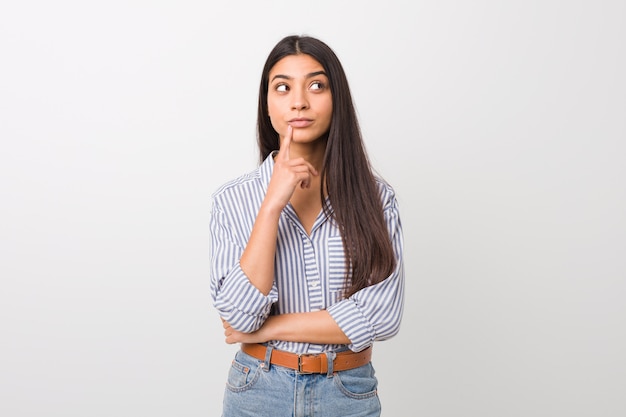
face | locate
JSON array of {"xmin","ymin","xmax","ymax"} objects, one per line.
[{"xmin": 267, "ymin": 54, "xmax": 333, "ymax": 144}]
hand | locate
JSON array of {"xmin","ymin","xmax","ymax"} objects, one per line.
[
  {"xmin": 222, "ymin": 318, "xmax": 269, "ymax": 344},
  {"xmin": 264, "ymin": 125, "xmax": 318, "ymax": 210}
]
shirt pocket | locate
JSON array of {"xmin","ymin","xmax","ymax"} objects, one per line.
[{"xmin": 327, "ymin": 236, "xmax": 349, "ymax": 304}]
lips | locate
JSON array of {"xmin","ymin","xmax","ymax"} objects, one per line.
[{"xmin": 288, "ymin": 118, "xmax": 313, "ymax": 128}]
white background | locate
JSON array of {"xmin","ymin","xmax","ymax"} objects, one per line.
[{"xmin": 1, "ymin": 1, "xmax": 625, "ymax": 416}]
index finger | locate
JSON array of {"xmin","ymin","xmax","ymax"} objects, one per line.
[{"xmin": 279, "ymin": 125, "xmax": 292, "ymax": 161}]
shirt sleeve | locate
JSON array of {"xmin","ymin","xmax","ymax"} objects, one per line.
[
  {"xmin": 209, "ymin": 198, "xmax": 278, "ymax": 333},
  {"xmin": 326, "ymin": 193, "xmax": 405, "ymax": 352}
]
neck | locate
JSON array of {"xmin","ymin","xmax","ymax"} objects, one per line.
[{"xmin": 289, "ymin": 140, "xmax": 326, "ymax": 172}]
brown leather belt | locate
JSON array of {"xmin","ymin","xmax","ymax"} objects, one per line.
[{"xmin": 241, "ymin": 343, "xmax": 372, "ymax": 374}]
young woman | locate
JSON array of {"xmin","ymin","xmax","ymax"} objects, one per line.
[{"xmin": 209, "ymin": 35, "xmax": 405, "ymax": 417}]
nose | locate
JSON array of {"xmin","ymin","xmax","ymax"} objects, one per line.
[{"xmin": 291, "ymin": 89, "xmax": 309, "ymax": 111}]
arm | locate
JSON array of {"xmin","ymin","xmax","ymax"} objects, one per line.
[
  {"xmin": 209, "ymin": 201, "xmax": 278, "ymax": 332},
  {"xmin": 327, "ymin": 264, "xmax": 404, "ymax": 351},
  {"xmin": 238, "ymin": 205, "xmax": 281, "ymax": 296},
  {"xmin": 210, "ymin": 126, "xmax": 319, "ymax": 332},
  {"xmin": 240, "ymin": 125, "xmax": 318, "ymax": 295},
  {"xmin": 223, "ymin": 310, "xmax": 351, "ymax": 345},
  {"xmin": 327, "ymin": 191, "xmax": 405, "ymax": 351},
  {"xmin": 222, "ymin": 188, "xmax": 405, "ymax": 349}
]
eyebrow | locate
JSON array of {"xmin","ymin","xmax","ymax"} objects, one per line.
[{"xmin": 270, "ymin": 70, "xmax": 328, "ymax": 83}]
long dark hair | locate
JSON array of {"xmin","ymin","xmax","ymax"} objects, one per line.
[{"xmin": 257, "ymin": 35, "xmax": 395, "ymax": 297}]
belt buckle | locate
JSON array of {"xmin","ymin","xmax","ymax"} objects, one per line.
[{"xmin": 297, "ymin": 354, "xmax": 313, "ymax": 374}]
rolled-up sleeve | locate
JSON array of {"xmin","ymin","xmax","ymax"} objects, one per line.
[
  {"xmin": 209, "ymin": 199, "xmax": 278, "ymax": 332},
  {"xmin": 327, "ymin": 195, "xmax": 405, "ymax": 352}
]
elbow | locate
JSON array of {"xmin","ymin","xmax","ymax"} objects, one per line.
[
  {"xmin": 387, "ymin": 321, "xmax": 402, "ymax": 339},
  {"xmin": 376, "ymin": 315, "xmax": 403, "ymax": 341},
  {"xmin": 217, "ymin": 307, "xmax": 266, "ymax": 334}
]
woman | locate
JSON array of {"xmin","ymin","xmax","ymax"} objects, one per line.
[{"xmin": 209, "ymin": 34, "xmax": 405, "ymax": 417}]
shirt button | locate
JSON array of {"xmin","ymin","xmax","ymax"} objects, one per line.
[{"xmin": 310, "ymin": 280, "xmax": 320, "ymax": 287}]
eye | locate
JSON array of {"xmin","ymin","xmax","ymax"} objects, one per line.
[
  {"xmin": 310, "ymin": 81, "xmax": 325, "ymax": 91},
  {"xmin": 275, "ymin": 83, "xmax": 289, "ymax": 93}
]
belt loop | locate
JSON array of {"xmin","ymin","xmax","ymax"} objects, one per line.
[
  {"xmin": 325, "ymin": 351, "xmax": 336, "ymax": 378},
  {"xmin": 262, "ymin": 345, "xmax": 273, "ymax": 372}
]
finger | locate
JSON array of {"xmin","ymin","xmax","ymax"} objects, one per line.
[
  {"xmin": 288, "ymin": 158, "xmax": 319, "ymax": 177},
  {"xmin": 279, "ymin": 125, "xmax": 292, "ymax": 161}
]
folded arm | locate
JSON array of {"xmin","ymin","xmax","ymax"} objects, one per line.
[{"xmin": 223, "ymin": 310, "xmax": 350, "ymax": 345}]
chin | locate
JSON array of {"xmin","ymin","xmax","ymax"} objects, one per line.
[{"xmin": 292, "ymin": 131, "xmax": 321, "ymax": 144}]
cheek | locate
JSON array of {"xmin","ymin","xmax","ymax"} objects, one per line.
[
  {"xmin": 320, "ymin": 108, "xmax": 333, "ymax": 131},
  {"xmin": 267, "ymin": 102, "xmax": 283, "ymax": 133},
  {"xmin": 320, "ymin": 100, "xmax": 333, "ymax": 127}
]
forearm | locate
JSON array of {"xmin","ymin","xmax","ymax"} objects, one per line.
[
  {"xmin": 243, "ymin": 310, "xmax": 351, "ymax": 345},
  {"xmin": 267, "ymin": 311, "xmax": 351, "ymax": 345},
  {"xmin": 239, "ymin": 203, "xmax": 281, "ymax": 295},
  {"xmin": 223, "ymin": 310, "xmax": 351, "ymax": 345}
]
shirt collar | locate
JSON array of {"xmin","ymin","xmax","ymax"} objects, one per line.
[{"xmin": 258, "ymin": 151, "xmax": 277, "ymax": 190}]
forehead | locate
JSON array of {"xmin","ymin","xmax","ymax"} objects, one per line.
[{"xmin": 269, "ymin": 54, "xmax": 325, "ymax": 79}]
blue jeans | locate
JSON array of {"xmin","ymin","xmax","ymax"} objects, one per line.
[{"xmin": 222, "ymin": 347, "xmax": 381, "ymax": 417}]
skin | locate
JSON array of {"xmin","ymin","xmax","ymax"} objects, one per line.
[{"xmin": 222, "ymin": 54, "xmax": 351, "ymax": 346}]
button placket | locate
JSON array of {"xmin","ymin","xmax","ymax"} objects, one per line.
[{"xmin": 302, "ymin": 236, "xmax": 323, "ymax": 311}]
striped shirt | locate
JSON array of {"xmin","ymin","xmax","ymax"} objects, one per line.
[{"xmin": 209, "ymin": 153, "xmax": 405, "ymax": 353}]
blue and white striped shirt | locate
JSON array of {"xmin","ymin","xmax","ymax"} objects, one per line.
[{"xmin": 209, "ymin": 153, "xmax": 405, "ymax": 353}]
